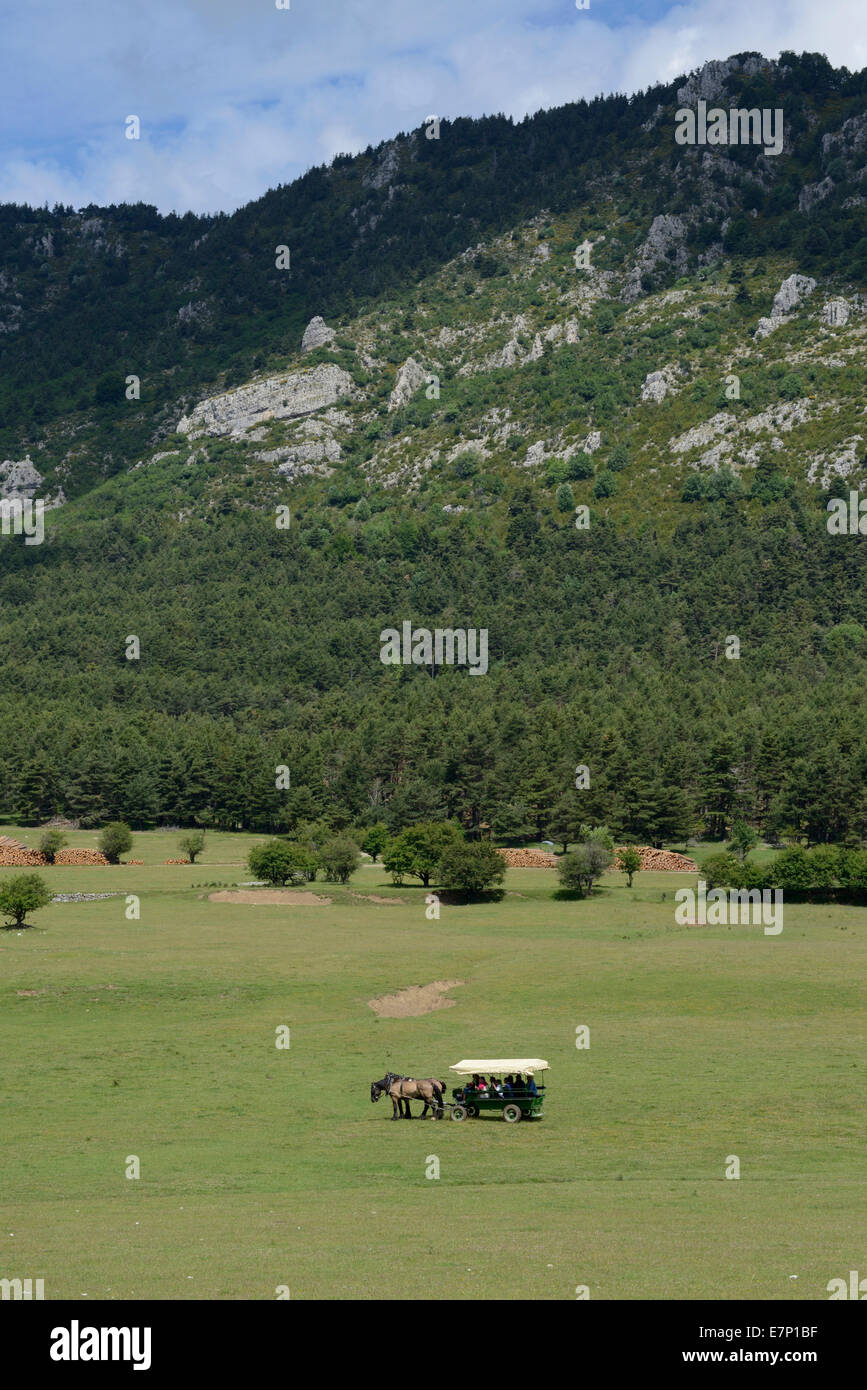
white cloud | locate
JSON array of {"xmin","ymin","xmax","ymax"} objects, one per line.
[{"xmin": 0, "ymin": 0, "xmax": 863, "ymax": 213}]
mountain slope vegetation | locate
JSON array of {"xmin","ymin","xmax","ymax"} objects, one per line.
[{"xmin": 1, "ymin": 52, "xmax": 866, "ymax": 844}]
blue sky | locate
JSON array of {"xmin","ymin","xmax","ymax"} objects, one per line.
[{"xmin": 0, "ymin": 0, "xmax": 863, "ymax": 214}]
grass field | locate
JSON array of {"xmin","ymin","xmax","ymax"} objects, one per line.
[{"xmin": 1, "ymin": 827, "xmax": 864, "ymax": 1300}]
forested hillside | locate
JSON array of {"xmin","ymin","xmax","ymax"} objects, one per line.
[{"xmin": 1, "ymin": 51, "xmax": 866, "ymax": 844}]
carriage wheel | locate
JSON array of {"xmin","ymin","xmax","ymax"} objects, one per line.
[
  {"xmin": 502, "ymin": 1103, "xmax": 522, "ymax": 1124},
  {"xmin": 465, "ymin": 1105, "xmax": 478, "ymax": 1118},
  {"xmin": 451, "ymin": 1105, "xmax": 468, "ymax": 1122}
]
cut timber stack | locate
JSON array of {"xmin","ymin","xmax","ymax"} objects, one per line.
[
  {"xmin": 54, "ymin": 849, "xmax": 110, "ymax": 866},
  {"xmin": 0, "ymin": 842, "xmax": 44, "ymax": 866},
  {"xmin": 0, "ymin": 845, "xmax": 109, "ymax": 867},
  {"xmin": 0, "ymin": 834, "xmax": 29, "ymax": 853},
  {"xmin": 612, "ymin": 847, "xmax": 699, "ymax": 872},
  {"xmin": 498, "ymin": 848, "xmax": 558, "ymax": 868}
]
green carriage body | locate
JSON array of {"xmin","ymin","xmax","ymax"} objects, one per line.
[{"xmin": 447, "ymin": 1058, "xmax": 549, "ymax": 1123}]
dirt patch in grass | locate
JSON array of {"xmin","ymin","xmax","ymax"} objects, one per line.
[
  {"xmin": 351, "ymin": 893, "xmax": 406, "ymax": 905},
  {"xmin": 368, "ymin": 980, "xmax": 464, "ymax": 1018},
  {"xmin": 208, "ymin": 890, "xmax": 332, "ymax": 905}
]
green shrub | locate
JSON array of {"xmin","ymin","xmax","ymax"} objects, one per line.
[
  {"xmin": 437, "ymin": 840, "xmax": 506, "ymax": 893},
  {"xmin": 779, "ymin": 373, "xmax": 806, "ymax": 400},
  {"xmin": 700, "ymin": 852, "xmax": 744, "ymax": 889},
  {"xmin": 39, "ymin": 829, "xmax": 67, "ymax": 864},
  {"xmin": 98, "ymin": 822, "xmax": 133, "ymax": 864},
  {"xmin": 593, "ymin": 469, "xmax": 616, "ymax": 499},
  {"xmin": 0, "ymin": 873, "xmax": 52, "ymax": 928},
  {"xmin": 317, "ymin": 837, "xmax": 361, "ymax": 884},
  {"xmin": 566, "ymin": 454, "xmax": 594, "ymax": 481},
  {"xmin": 705, "ymin": 467, "xmax": 744, "ymax": 501},
  {"xmin": 179, "ymin": 831, "xmax": 206, "ymax": 864},
  {"xmin": 682, "ymin": 473, "xmax": 706, "ymax": 501},
  {"xmin": 557, "ymin": 842, "xmax": 613, "ymax": 895},
  {"xmin": 453, "ymin": 450, "xmax": 481, "ymax": 479},
  {"xmin": 361, "ymin": 824, "xmax": 389, "ymax": 862},
  {"xmin": 383, "ymin": 822, "xmax": 461, "ymax": 887},
  {"xmin": 248, "ymin": 840, "xmax": 313, "ymax": 886},
  {"xmin": 619, "ymin": 846, "xmax": 642, "ymax": 887}
]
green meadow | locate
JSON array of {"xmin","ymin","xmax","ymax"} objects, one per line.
[{"xmin": 1, "ymin": 828, "xmax": 864, "ymax": 1301}]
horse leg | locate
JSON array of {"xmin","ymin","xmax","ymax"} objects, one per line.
[
  {"xmin": 402, "ymin": 1098, "xmax": 413, "ymax": 1118},
  {"xmin": 391, "ymin": 1094, "xmax": 399, "ymax": 1120}
]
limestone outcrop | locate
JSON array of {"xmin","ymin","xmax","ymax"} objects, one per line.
[{"xmin": 177, "ymin": 364, "xmax": 355, "ymax": 438}]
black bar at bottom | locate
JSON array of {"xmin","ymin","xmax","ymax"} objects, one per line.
[{"xmin": 8, "ymin": 1299, "xmax": 863, "ymax": 1375}]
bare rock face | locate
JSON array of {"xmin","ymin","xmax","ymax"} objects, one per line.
[
  {"xmin": 0, "ymin": 269, "xmax": 23, "ymax": 335},
  {"xmin": 622, "ymin": 215, "xmax": 687, "ymax": 301},
  {"xmin": 772, "ymin": 274, "xmax": 817, "ymax": 315},
  {"xmin": 363, "ymin": 139, "xmax": 403, "ymax": 191},
  {"xmin": 255, "ymin": 413, "xmax": 346, "ymax": 481},
  {"xmin": 388, "ymin": 357, "xmax": 427, "ymax": 411},
  {"xmin": 676, "ymin": 55, "xmax": 767, "ymax": 107},
  {"xmin": 301, "ymin": 316, "xmax": 336, "ymax": 352},
  {"xmin": 821, "ymin": 112, "xmax": 867, "ymax": 161},
  {"xmin": 754, "ymin": 273, "xmax": 816, "ymax": 338},
  {"xmin": 641, "ymin": 366, "xmax": 680, "ymax": 403},
  {"xmin": 822, "ymin": 298, "xmax": 850, "ymax": 327},
  {"xmin": 497, "ymin": 338, "xmax": 523, "ymax": 369},
  {"xmin": 798, "ymin": 177, "xmax": 834, "ymax": 214},
  {"xmin": 0, "ymin": 456, "xmax": 64, "ymax": 510},
  {"xmin": 177, "ymin": 364, "xmax": 355, "ymax": 438},
  {"xmin": 274, "ymin": 438, "xmax": 342, "ymax": 481},
  {"xmin": 525, "ymin": 333, "xmax": 544, "ymax": 363},
  {"xmin": 0, "ymin": 456, "xmax": 44, "ymax": 500}
]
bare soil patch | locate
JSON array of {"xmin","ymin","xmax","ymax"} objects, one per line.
[
  {"xmin": 351, "ymin": 893, "xmax": 406, "ymax": 905},
  {"xmin": 208, "ymin": 890, "xmax": 332, "ymax": 905},
  {"xmin": 368, "ymin": 979, "xmax": 464, "ymax": 1018}
]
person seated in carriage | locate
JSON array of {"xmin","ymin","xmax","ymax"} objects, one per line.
[{"xmin": 489, "ymin": 1077, "xmax": 504, "ymax": 1097}]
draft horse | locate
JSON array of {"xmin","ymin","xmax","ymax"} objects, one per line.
[{"xmin": 370, "ymin": 1071, "xmax": 446, "ymax": 1119}]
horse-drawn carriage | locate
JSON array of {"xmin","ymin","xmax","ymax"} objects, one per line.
[
  {"xmin": 447, "ymin": 1058, "xmax": 549, "ymax": 1122},
  {"xmin": 370, "ymin": 1059, "xmax": 549, "ymax": 1122}
]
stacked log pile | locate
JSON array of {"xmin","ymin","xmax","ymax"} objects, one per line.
[
  {"xmin": 54, "ymin": 849, "xmax": 110, "ymax": 866},
  {"xmin": 164, "ymin": 858, "xmax": 190, "ymax": 865},
  {"xmin": 0, "ymin": 844, "xmax": 110, "ymax": 867},
  {"xmin": 612, "ymin": 846, "xmax": 699, "ymax": 872},
  {"xmin": 0, "ymin": 844, "xmax": 44, "ymax": 866},
  {"xmin": 496, "ymin": 846, "xmax": 699, "ymax": 872},
  {"xmin": 497, "ymin": 848, "xmax": 558, "ymax": 868}
]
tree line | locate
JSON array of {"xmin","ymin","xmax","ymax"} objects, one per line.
[{"xmin": 3, "ymin": 494, "xmax": 867, "ymax": 848}]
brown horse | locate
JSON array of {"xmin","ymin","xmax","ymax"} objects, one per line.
[{"xmin": 371, "ymin": 1073, "xmax": 446, "ymax": 1119}]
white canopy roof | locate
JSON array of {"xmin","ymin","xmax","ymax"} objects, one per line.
[{"xmin": 449, "ymin": 1059, "xmax": 549, "ymax": 1075}]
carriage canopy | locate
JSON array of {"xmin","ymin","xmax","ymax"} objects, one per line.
[{"xmin": 449, "ymin": 1059, "xmax": 549, "ymax": 1075}]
